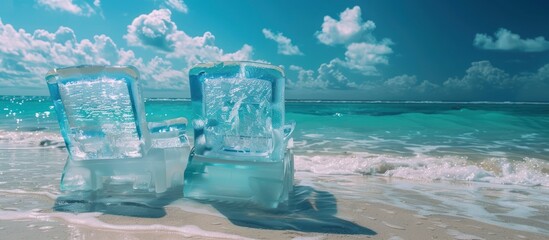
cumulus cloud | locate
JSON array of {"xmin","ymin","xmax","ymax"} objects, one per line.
[
  {"xmin": 315, "ymin": 6, "xmax": 376, "ymax": 46},
  {"xmin": 339, "ymin": 41, "xmax": 392, "ymax": 75},
  {"xmin": 384, "ymin": 75, "xmax": 438, "ymax": 96},
  {"xmin": 124, "ymin": 9, "xmax": 253, "ymax": 66},
  {"xmin": 0, "ymin": 19, "xmax": 186, "ymax": 91},
  {"xmin": 317, "ymin": 60, "xmax": 354, "ymax": 89},
  {"xmin": 117, "ymin": 50, "xmax": 186, "ymax": 90},
  {"xmin": 378, "ymin": 62, "xmax": 549, "ymax": 101},
  {"xmin": 0, "ymin": 19, "xmax": 117, "ymax": 87},
  {"xmin": 442, "ymin": 60, "xmax": 549, "ymax": 101},
  {"xmin": 286, "ymin": 63, "xmax": 439, "ymax": 99},
  {"xmin": 287, "ymin": 65, "xmax": 327, "ymax": 89},
  {"xmin": 164, "ymin": 0, "xmax": 188, "ymax": 13},
  {"xmin": 444, "ymin": 61, "xmax": 512, "ymax": 90},
  {"xmin": 37, "ymin": 0, "xmax": 97, "ymax": 16},
  {"xmin": 1, "ymin": 8, "xmax": 256, "ymax": 92},
  {"xmin": 292, "ymin": 40, "xmax": 393, "ymax": 89},
  {"xmin": 286, "ymin": 40, "xmax": 393, "ymax": 90},
  {"xmin": 124, "ymin": 9, "xmax": 178, "ymax": 51},
  {"xmin": 262, "ymin": 29, "xmax": 303, "ymax": 56},
  {"xmin": 290, "ymin": 59, "xmax": 549, "ymax": 101},
  {"xmin": 287, "ymin": 61, "xmax": 364, "ymax": 90},
  {"xmin": 474, "ymin": 28, "xmax": 549, "ymax": 52},
  {"xmin": 385, "ymin": 75, "xmax": 417, "ymax": 89},
  {"xmin": 310, "ymin": 6, "xmax": 393, "ymax": 84}
]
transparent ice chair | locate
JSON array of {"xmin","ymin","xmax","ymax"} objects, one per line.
[
  {"xmin": 46, "ymin": 65, "xmax": 190, "ymax": 197},
  {"xmin": 184, "ymin": 61, "xmax": 295, "ymax": 209}
]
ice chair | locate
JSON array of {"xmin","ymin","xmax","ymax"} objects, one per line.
[
  {"xmin": 45, "ymin": 65, "xmax": 190, "ymax": 196},
  {"xmin": 183, "ymin": 61, "xmax": 295, "ymax": 209}
]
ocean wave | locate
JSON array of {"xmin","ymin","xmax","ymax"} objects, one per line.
[
  {"xmin": 294, "ymin": 152, "xmax": 549, "ymax": 187},
  {"xmin": 285, "ymin": 99, "xmax": 549, "ymax": 105},
  {"xmin": 0, "ymin": 130, "xmax": 63, "ymax": 147},
  {"xmin": 144, "ymin": 98, "xmax": 190, "ymax": 102}
]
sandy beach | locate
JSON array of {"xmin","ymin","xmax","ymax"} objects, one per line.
[
  {"xmin": 1, "ymin": 191, "xmax": 547, "ymax": 240},
  {"xmin": 1, "ymin": 169, "xmax": 547, "ymax": 240}
]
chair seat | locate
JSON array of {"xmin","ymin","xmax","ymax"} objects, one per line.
[
  {"xmin": 46, "ymin": 65, "xmax": 190, "ymax": 198},
  {"xmin": 184, "ymin": 61, "xmax": 295, "ymax": 209},
  {"xmin": 184, "ymin": 148, "xmax": 294, "ymax": 209}
]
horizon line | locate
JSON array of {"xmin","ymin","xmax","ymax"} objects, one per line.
[{"xmin": 1, "ymin": 95, "xmax": 549, "ymax": 104}]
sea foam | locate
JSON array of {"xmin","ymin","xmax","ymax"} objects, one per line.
[
  {"xmin": 0, "ymin": 130, "xmax": 63, "ymax": 147},
  {"xmin": 0, "ymin": 210, "xmax": 250, "ymax": 239},
  {"xmin": 294, "ymin": 152, "xmax": 549, "ymax": 187}
]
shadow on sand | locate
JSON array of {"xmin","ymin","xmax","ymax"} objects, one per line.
[
  {"xmin": 53, "ymin": 185, "xmax": 376, "ymax": 235},
  {"xmin": 208, "ymin": 185, "xmax": 377, "ymax": 235},
  {"xmin": 53, "ymin": 186, "xmax": 183, "ymax": 218}
]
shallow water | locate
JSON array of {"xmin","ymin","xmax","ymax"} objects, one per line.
[{"xmin": 1, "ymin": 96, "xmax": 548, "ymax": 236}]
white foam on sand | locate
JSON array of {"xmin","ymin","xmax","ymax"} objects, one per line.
[
  {"xmin": 170, "ymin": 198, "xmax": 225, "ymax": 218},
  {"xmin": 295, "ymin": 155, "xmax": 549, "ymax": 235},
  {"xmin": 0, "ymin": 130, "xmax": 63, "ymax": 147},
  {"xmin": 302, "ymin": 134, "xmax": 324, "ymax": 138},
  {"xmin": 446, "ymin": 229, "xmax": 484, "ymax": 240},
  {"xmin": 0, "ymin": 189, "xmax": 58, "ymax": 200},
  {"xmin": 294, "ymin": 152, "xmax": 549, "ymax": 187},
  {"xmin": 292, "ymin": 235, "xmax": 327, "ymax": 240},
  {"xmin": 0, "ymin": 210, "xmax": 250, "ymax": 239}
]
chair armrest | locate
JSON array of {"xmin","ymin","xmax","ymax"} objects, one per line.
[
  {"xmin": 283, "ymin": 120, "xmax": 295, "ymax": 142},
  {"xmin": 148, "ymin": 117, "xmax": 189, "ymax": 147},
  {"xmin": 149, "ymin": 117, "xmax": 188, "ymax": 133}
]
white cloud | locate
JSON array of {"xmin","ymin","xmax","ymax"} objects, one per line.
[
  {"xmin": 93, "ymin": 0, "xmax": 100, "ymax": 7},
  {"xmin": 317, "ymin": 60, "xmax": 353, "ymax": 89},
  {"xmin": 286, "ymin": 40, "xmax": 393, "ymax": 90},
  {"xmin": 287, "ymin": 65, "xmax": 327, "ymax": 89},
  {"xmin": 262, "ymin": 29, "xmax": 303, "ymax": 56},
  {"xmin": 302, "ymin": 40, "xmax": 392, "ymax": 88},
  {"xmin": 273, "ymin": 60, "xmax": 549, "ymax": 101},
  {"xmin": 124, "ymin": 9, "xmax": 253, "ymax": 67},
  {"xmin": 474, "ymin": 28, "xmax": 549, "ymax": 52},
  {"xmin": 287, "ymin": 61, "xmax": 356, "ymax": 90},
  {"xmin": 444, "ymin": 61, "xmax": 512, "ymax": 90},
  {"xmin": 286, "ymin": 63, "xmax": 440, "ymax": 99},
  {"xmin": 315, "ymin": 6, "xmax": 376, "ymax": 46},
  {"xmin": 0, "ymin": 9, "xmax": 256, "ymax": 92},
  {"xmin": 219, "ymin": 44, "xmax": 254, "ymax": 61},
  {"xmin": 380, "ymin": 61, "xmax": 549, "ymax": 101},
  {"xmin": 0, "ymin": 19, "xmax": 117, "ymax": 85},
  {"xmin": 117, "ymin": 50, "xmax": 187, "ymax": 90},
  {"xmin": 124, "ymin": 9, "xmax": 178, "ymax": 51},
  {"xmin": 383, "ymin": 74, "xmax": 438, "ymax": 95},
  {"xmin": 37, "ymin": 0, "xmax": 97, "ymax": 16},
  {"xmin": 339, "ymin": 41, "xmax": 392, "ymax": 75},
  {"xmin": 441, "ymin": 60, "xmax": 549, "ymax": 101},
  {"xmin": 164, "ymin": 0, "xmax": 188, "ymax": 13},
  {"xmin": 310, "ymin": 5, "xmax": 393, "ymax": 85},
  {"xmin": 385, "ymin": 74, "xmax": 417, "ymax": 89},
  {"xmin": 0, "ymin": 19, "xmax": 185, "ymax": 91}
]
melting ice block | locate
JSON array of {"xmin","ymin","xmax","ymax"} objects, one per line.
[
  {"xmin": 184, "ymin": 61, "xmax": 295, "ymax": 209},
  {"xmin": 46, "ymin": 65, "xmax": 190, "ymax": 196}
]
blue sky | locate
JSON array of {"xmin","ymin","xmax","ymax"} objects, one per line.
[{"xmin": 1, "ymin": 0, "xmax": 549, "ymax": 101}]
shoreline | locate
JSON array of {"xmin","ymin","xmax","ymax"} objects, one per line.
[
  {"xmin": 1, "ymin": 185, "xmax": 547, "ymax": 240},
  {"xmin": 1, "ymin": 196, "xmax": 547, "ymax": 239},
  {"xmin": 1, "ymin": 145, "xmax": 548, "ymax": 239}
]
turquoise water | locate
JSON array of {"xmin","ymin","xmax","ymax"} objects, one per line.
[
  {"xmin": 1, "ymin": 96, "xmax": 549, "ymax": 235},
  {"xmin": 1, "ymin": 96, "xmax": 549, "ymax": 185}
]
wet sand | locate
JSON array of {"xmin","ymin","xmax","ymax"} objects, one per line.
[{"xmin": 1, "ymin": 191, "xmax": 546, "ymax": 240}]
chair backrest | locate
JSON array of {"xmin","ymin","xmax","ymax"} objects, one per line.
[
  {"xmin": 189, "ymin": 61, "xmax": 285, "ymax": 160},
  {"xmin": 46, "ymin": 65, "xmax": 149, "ymax": 160}
]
